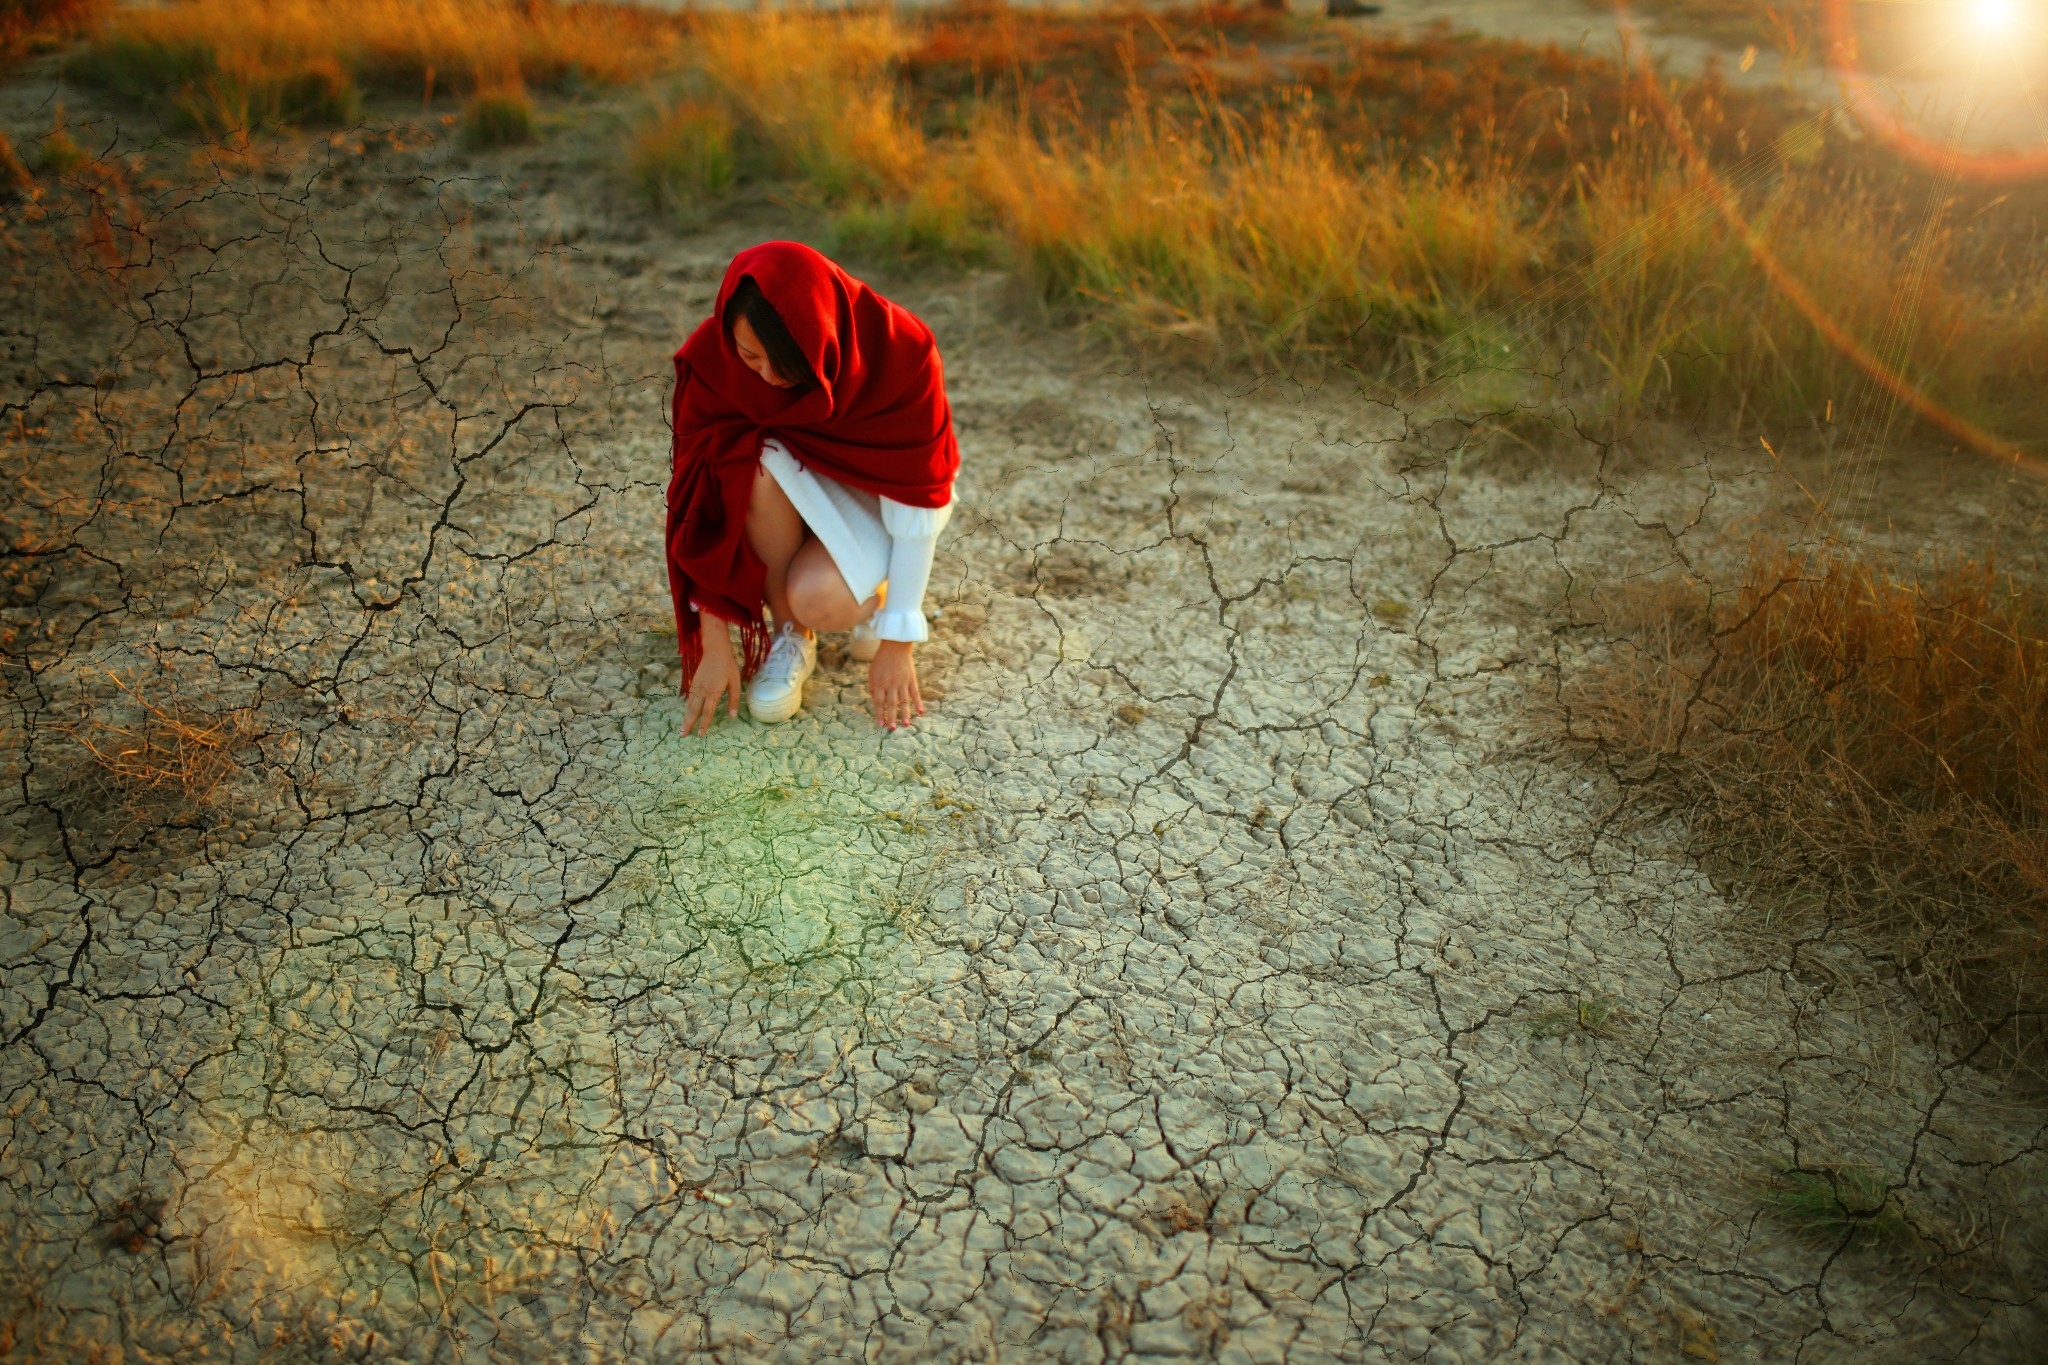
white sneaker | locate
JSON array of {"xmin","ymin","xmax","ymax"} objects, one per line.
[{"xmin": 746, "ymin": 623, "xmax": 816, "ymax": 723}]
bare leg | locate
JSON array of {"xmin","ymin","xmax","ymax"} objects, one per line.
[
  {"xmin": 787, "ymin": 537, "xmax": 881, "ymax": 634},
  {"xmin": 745, "ymin": 464, "xmax": 808, "ymax": 630}
]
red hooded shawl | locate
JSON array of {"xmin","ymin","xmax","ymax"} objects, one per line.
[{"xmin": 665, "ymin": 242, "xmax": 959, "ymax": 687}]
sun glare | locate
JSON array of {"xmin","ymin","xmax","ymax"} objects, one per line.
[{"xmin": 1967, "ymin": 0, "xmax": 2023, "ymax": 37}]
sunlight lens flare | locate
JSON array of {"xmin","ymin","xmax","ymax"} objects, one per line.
[
  {"xmin": 1816, "ymin": 0, "xmax": 2048, "ymax": 183},
  {"xmin": 1966, "ymin": 0, "xmax": 2022, "ymax": 39},
  {"xmin": 1608, "ymin": 0, "xmax": 2044, "ymax": 468}
]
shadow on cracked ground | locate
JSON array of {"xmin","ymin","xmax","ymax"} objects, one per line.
[{"xmin": 3, "ymin": 87, "xmax": 2046, "ymax": 1365}]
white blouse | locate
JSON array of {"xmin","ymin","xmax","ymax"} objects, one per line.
[{"xmin": 692, "ymin": 438, "xmax": 952, "ymax": 643}]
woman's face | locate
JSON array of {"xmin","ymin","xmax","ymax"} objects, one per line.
[{"xmin": 732, "ymin": 315, "xmax": 795, "ymax": 388}]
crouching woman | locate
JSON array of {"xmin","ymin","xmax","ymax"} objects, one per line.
[{"xmin": 664, "ymin": 241, "xmax": 960, "ymax": 735}]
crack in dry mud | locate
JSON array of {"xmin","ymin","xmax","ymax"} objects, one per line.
[{"xmin": 2, "ymin": 103, "xmax": 2044, "ymax": 1363}]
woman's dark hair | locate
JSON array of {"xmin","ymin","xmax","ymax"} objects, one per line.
[{"xmin": 723, "ymin": 276, "xmax": 816, "ymax": 390}]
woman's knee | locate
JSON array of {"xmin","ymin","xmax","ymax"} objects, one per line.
[
  {"xmin": 789, "ymin": 582, "xmax": 857, "ymax": 632},
  {"xmin": 788, "ymin": 555, "xmax": 859, "ymax": 631}
]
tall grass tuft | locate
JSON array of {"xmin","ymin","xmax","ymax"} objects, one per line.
[
  {"xmin": 0, "ymin": 131, "xmax": 31, "ymax": 198},
  {"xmin": 462, "ymin": 83, "xmax": 536, "ymax": 149},
  {"xmin": 629, "ymin": 101, "xmax": 736, "ymax": 230},
  {"xmin": 34, "ymin": 108, "xmax": 88, "ymax": 175},
  {"xmin": 831, "ymin": 177, "xmax": 992, "ymax": 264},
  {"xmin": 1571, "ymin": 548, "xmax": 2048, "ymax": 1066},
  {"xmin": 689, "ymin": 8, "xmax": 922, "ymax": 201},
  {"xmin": 178, "ymin": 56, "xmax": 361, "ymax": 139}
]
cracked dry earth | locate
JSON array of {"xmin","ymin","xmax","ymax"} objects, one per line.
[{"xmin": 4, "ymin": 101, "xmax": 2047, "ymax": 1365}]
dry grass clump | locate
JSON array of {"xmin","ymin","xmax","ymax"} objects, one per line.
[
  {"xmin": 959, "ymin": 99, "xmax": 1542, "ymax": 356},
  {"xmin": 1758, "ymin": 1161, "xmax": 1913, "ymax": 1248},
  {"xmin": 461, "ymin": 83, "xmax": 535, "ymax": 149},
  {"xmin": 66, "ymin": 0, "xmax": 682, "ymax": 133},
  {"xmin": 31, "ymin": 107, "xmax": 88, "ymax": 174},
  {"xmin": 675, "ymin": 8, "xmax": 1580, "ymax": 358},
  {"xmin": 1571, "ymin": 548, "xmax": 2048, "ymax": 1065},
  {"xmin": 691, "ymin": 8, "xmax": 923, "ymax": 202},
  {"xmin": 628, "ymin": 100, "xmax": 736, "ymax": 229},
  {"xmin": 0, "ymin": 0, "xmax": 104, "ymax": 73},
  {"xmin": 48, "ymin": 665, "xmax": 263, "ymax": 817},
  {"xmin": 0, "ymin": 130, "xmax": 30, "ymax": 198},
  {"xmin": 1567, "ymin": 152, "xmax": 2048, "ymax": 434}
]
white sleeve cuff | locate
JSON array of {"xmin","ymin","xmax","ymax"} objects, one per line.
[
  {"xmin": 880, "ymin": 494, "xmax": 953, "ymax": 539},
  {"xmin": 870, "ymin": 606, "xmax": 930, "ymax": 643}
]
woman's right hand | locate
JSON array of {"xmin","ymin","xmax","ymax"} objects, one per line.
[{"xmin": 683, "ymin": 639, "xmax": 743, "ymax": 738}]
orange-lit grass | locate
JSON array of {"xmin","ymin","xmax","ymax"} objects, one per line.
[
  {"xmin": 1573, "ymin": 549, "xmax": 2048, "ymax": 1060},
  {"xmin": 462, "ymin": 83, "xmax": 536, "ymax": 149},
  {"xmin": 901, "ymin": 6, "xmax": 1789, "ymax": 171},
  {"xmin": 959, "ymin": 99, "xmax": 1545, "ymax": 360},
  {"xmin": 629, "ymin": 101, "xmax": 738, "ymax": 229},
  {"xmin": 689, "ymin": 8, "xmax": 923, "ymax": 201},
  {"xmin": 1568, "ymin": 151, "xmax": 2048, "ymax": 432},
  {"xmin": 0, "ymin": 132, "xmax": 30, "ymax": 196},
  {"xmin": 674, "ymin": 9, "xmax": 2048, "ymax": 442},
  {"xmin": 54, "ymin": 2, "xmax": 2048, "ymax": 442},
  {"xmin": 683, "ymin": 8, "xmax": 1542, "ymax": 360},
  {"xmin": 71, "ymin": 0, "xmax": 683, "ymax": 112},
  {"xmin": 0, "ymin": 0, "xmax": 105, "ymax": 72}
]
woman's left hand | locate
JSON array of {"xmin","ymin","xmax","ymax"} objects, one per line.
[{"xmin": 868, "ymin": 640, "xmax": 924, "ymax": 730}]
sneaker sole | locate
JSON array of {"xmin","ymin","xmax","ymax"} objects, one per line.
[{"xmin": 747, "ymin": 684, "xmax": 807, "ymax": 724}]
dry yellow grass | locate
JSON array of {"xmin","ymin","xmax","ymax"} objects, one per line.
[
  {"xmin": 689, "ymin": 8, "xmax": 922, "ymax": 200},
  {"xmin": 1571, "ymin": 549, "xmax": 2048, "ymax": 1066},
  {"xmin": 660, "ymin": 9, "xmax": 2047, "ymax": 443},
  {"xmin": 0, "ymin": 0, "xmax": 105, "ymax": 73},
  {"xmin": 677, "ymin": 11, "xmax": 1545, "ymax": 363},
  {"xmin": 50, "ymin": 667, "xmax": 263, "ymax": 814},
  {"xmin": 70, "ymin": 0, "xmax": 682, "ymax": 119},
  {"xmin": 958, "ymin": 101, "xmax": 1544, "ymax": 358},
  {"xmin": 36, "ymin": 3, "xmax": 2048, "ymax": 441},
  {"xmin": 629, "ymin": 101, "xmax": 737, "ymax": 228},
  {"xmin": 0, "ymin": 130, "xmax": 30, "ymax": 196}
]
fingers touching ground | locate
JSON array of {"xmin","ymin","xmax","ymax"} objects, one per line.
[
  {"xmin": 868, "ymin": 647, "xmax": 923, "ymax": 731},
  {"xmin": 682, "ymin": 669, "xmax": 740, "ymax": 738},
  {"xmin": 683, "ymin": 639, "xmax": 923, "ymax": 735}
]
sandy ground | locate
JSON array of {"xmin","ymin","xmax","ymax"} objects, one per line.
[{"xmin": 3, "ymin": 33, "xmax": 2047, "ymax": 1365}]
